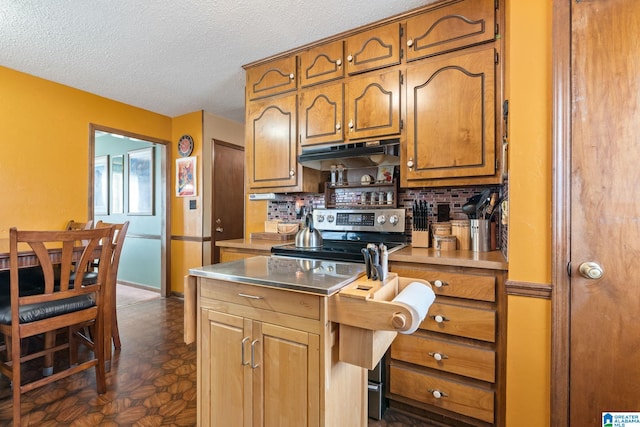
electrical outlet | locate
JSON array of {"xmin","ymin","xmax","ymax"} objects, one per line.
[{"xmin": 189, "ymin": 200, "xmax": 196, "ymax": 210}]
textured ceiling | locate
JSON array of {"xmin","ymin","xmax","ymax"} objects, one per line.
[{"xmin": 1, "ymin": 0, "xmax": 430, "ymax": 123}]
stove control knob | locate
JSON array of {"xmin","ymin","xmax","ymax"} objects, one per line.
[
  {"xmin": 377, "ymin": 215, "xmax": 387, "ymax": 225},
  {"xmin": 389, "ymin": 215, "xmax": 400, "ymax": 225},
  {"xmin": 326, "ymin": 214, "xmax": 335, "ymax": 223},
  {"xmin": 316, "ymin": 215, "xmax": 325, "ymax": 223}
]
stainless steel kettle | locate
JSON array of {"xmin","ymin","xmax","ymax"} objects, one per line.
[{"xmin": 295, "ymin": 212, "xmax": 323, "ymax": 248}]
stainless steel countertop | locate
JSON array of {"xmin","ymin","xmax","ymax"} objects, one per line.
[{"xmin": 189, "ymin": 255, "xmax": 366, "ymax": 295}]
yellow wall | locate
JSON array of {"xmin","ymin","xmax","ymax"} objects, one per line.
[
  {"xmin": 0, "ymin": 66, "xmax": 172, "ymax": 232},
  {"xmin": 505, "ymin": 1, "xmax": 552, "ymax": 426}
]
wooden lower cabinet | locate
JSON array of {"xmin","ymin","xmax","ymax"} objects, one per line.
[
  {"xmin": 196, "ymin": 277, "xmax": 368, "ymax": 427},
  {"xmin": 388, "ymin": 262, "xmax": 506, "ymax": 426},
  {"xmin": 201, "ymin": 309, "xmax": 318, "ymax": 426}
]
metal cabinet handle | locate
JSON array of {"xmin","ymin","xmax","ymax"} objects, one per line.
[
  {"xmin": 347, "ymin": 54, "xmax": 353, "ymax": 62},
  {"xmin": 241, "ymin": 337, "xmax": 250, "ymax": 366},
  {"xmin": 336, "ymin": 59, "xmax": 342, "ymax": 67},
  {"xmin": 250, "ymin": 339, "xmax": 260, "ymax": 369},
  {"xmin": 407, "ymin": 39, "xmax": 414, "ymax": 48},
  {"xmin": 289, "ymin": 73, "xmax": 295, "ymax": 80},
  {"xmin": 289, "ymin": 168, "xmax": 295, "ymax": 177},
  {"xmin": 238, "ymin": 293, "xmax": 264, "ymax": 300}
]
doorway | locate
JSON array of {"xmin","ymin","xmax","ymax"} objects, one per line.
[
  {"xmin": 211, "ymin": 139, "xmax": 244, "ymax": 263},
  {"xmin": 89, "ymin": 124, "xmax": 171, "ymax": 297},
  {"xmin": 552, "ymin": 1, "xmax": 640, "ymax": 425}
]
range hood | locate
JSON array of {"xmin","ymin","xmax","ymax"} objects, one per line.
[{"xmin": 298, "ymin": 139, "xmax": 400, "ymax": 171}]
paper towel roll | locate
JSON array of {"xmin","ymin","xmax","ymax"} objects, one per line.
[{"xmin": 392, "ymin": 282, "xmax": 435, "ymax": 334}]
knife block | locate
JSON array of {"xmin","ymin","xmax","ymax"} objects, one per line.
[{"xmin": 412, "ymin": 230, "xmax": 430, "ymax": 248}]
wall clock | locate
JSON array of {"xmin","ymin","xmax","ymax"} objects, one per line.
[{"xmin": 178, "ymin": 134, "xmax": 194, "ymax": 157}]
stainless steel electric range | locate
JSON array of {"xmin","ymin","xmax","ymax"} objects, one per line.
[{"xmin": 272, "ymin": 207, "xmax": 407, "ymax": 420}]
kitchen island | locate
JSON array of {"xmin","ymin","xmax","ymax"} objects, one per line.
[{"xmin": 186, "ymin": 256, "xmax": 374, "ymax": 426}]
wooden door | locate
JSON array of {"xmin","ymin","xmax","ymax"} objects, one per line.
[
  {"xmin": 253, "ymin": 322, "xmax": 319, "ymax": 427},
  {"xmin": 212, "ymin": 140, "xmax": 244, "ymax": 264},
  {"xmin": 201, "ymin": 310, "xmax": 252, "ymax": 427},
  {"xmin": 299, "ymin": 40, "xmax": 344, "ymax": 88},
  {"xmin": 345, "ymin": 22, "xmax": 401, "ymax": 75},
  {"xmin": 247, "ymin": 93, "xmax": 298, "ymax": 189},
  {"xmin": 404, "ymin": 45, "xmax": 496, "ymax": 185},
  {"xmin": 246, "ymin": 56, "xmax": 297, "ymax": 100},
  {"xmin": 299, "ymin": 82, "xmax": 344, "ymax": 147},
  {"xmin": 554, "ymin": 1, "xmax": 640, "ymax": 425},
  {"xmin": 405, "ymin": 0, "xmax": 496, "ymax": 61},
  {"xmin": 345, "ymin": 69, "xmax": 401, "ymax": 140}
]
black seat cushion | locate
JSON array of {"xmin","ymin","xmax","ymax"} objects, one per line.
[
  {"xmin": 0, "ymin": 294, "xmax": 96, "ymax": 325},
  {"xmin": 0, "ymin": 267, "xmax": 47, "ymax": 297}
]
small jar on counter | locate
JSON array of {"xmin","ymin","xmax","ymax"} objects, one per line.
[{"xmin": 451, "ymin": 219, "xmax": 471, "ymax": 250}]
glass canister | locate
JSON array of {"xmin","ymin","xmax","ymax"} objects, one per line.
[{"xmin": 451, "ymin": 219, "xmax": 471, "ymax": 250}]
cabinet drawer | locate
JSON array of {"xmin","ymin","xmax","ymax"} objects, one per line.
[
  {"xmin": 397, "ymin": 268, "xmax": 496, "ymax": 302},
  {"xmin": 246, "ymin": 56, "xmax": 297, "ymax": 100},
  {"xmin": 391, "ymin": 333, "xmax": 495, "ymax": 382},
  {"xmin": 200, "ymin": 279, "xmax": 320, "ymax": 320},
  {"xmin": 390, "ymin": 365, "xmax": 494, "ymax": 423},
  {"xmin": 422, "ymin": 302, "xmax": 495, "ymax": 342}
]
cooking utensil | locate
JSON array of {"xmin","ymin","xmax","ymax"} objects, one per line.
[
  {"xmin": 462, "ymin": 194, "xmax": 482, "ymax": 219},
  {"xmin": 295, "ymin": 212, "xmax": 323, "ymax": 248},
  {"xmin": 485, "ymin": 193, "xmax": 498, "ymax": 219},
  {"xmin": 475, "ymin": 189, "xmax": 491, "ymax": 219}
]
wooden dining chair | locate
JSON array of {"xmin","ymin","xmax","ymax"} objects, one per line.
[
  {"xmin": 0, "ymin": 226, "xmax": 114, "ymax": 426},
  {"xmin": 94, "ymin": 220, "xmax": 129, "ymax": 364}
]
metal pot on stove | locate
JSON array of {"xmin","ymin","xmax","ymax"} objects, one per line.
[{"xmin": 295, "ymin": 212, "xmax": 323, "ymax": 248}]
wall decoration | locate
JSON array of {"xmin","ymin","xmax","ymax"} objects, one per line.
[
  {"xmin": 128, "ymin": 147, "xmax": 154, "ymax": 215},
  {"xmin": 176, "ymin": 156, "xmax": 197, "ymax": 197},
  {"xmin": 94, "ymin": 155, "xmax": 109, "ymax": 215},
  {"xmin": 110, "ymin": 155, "xmax": 124, "ymax": 214},
  {"xmin": 177, "ymin": 134, "xmax": 194, "ymax": 157}
]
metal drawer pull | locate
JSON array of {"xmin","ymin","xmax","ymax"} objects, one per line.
[
  {"xmin": 433, "ymin": 280, "xmax": 449, "ymax": 288},
  {"xmin": 238, "ymin": 293, "xmax": 264, "ymax": 300},
  {"xmin": 241, "ymin": 337, "xmax": 250, "ymax": 366},
  {"xmin": 428, "ymin": 389, "xmax": 448, "ymax": 399},
  {"xmin": 428, "ymin": 352, "xmax": 449, "ymax": 361},
  {"xmin": 251, "ymin": 339, "xmax": 260, "ymax": 369},
  {"xmin": 432, "ymin": 314, "xmax": 449, "ymax": 323}
]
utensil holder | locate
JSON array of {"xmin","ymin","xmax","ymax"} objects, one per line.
[
  {"xmin": 470, "ymin": 219, "xmax": 491, "ymax": 252},
  {"xmin": 412, "ymin": 230, "xmax": 430, "ymax": 248}
]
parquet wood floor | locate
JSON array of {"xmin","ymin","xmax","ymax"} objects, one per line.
[{"xmin": 0, "ymin": 293, "xmax": 433, "ymax": 426}]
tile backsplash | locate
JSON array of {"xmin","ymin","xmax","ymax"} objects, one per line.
[{"xmin": 265, "ymin": 181, "xmax": 508, "ymax": 260}]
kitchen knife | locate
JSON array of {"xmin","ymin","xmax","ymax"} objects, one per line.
[
  {"xmin": 361, "ymin": 247, "xmax": 372, "ymax": 279},
  {"xmin": 368, "ymin": 245, "xmax": 379, "ymax": 280}
]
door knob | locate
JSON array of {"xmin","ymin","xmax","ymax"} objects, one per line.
[{"xmin": 579, "ymin": 262, "xmax": 604, "ymax": 279}]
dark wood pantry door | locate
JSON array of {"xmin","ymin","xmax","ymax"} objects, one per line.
[
  {"xmin": 553, "ymin": 1, "xmax": 640, "ymax": 425},
  {"xmin": 212, "ymin": 139, "xmax": 244, "ymax": 263}
]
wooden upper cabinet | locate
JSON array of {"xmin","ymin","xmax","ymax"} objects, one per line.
[
  {"xmin": 405, "ymin": 0, "xmax": 496, "ymax": 61},
  {"xmin": 247, "ymin": 56, "xmax": 297, "ymax": 100},
  {"xmin": 299, "ymin": 40, "xmax": 344, "ymax": 88},
  {"xmin": 345, "ymin": 22, "xmax": 401, "ymax": 75},
  {"xmin": 247, "ymin": 93, "xmax": 298, "ymax": 189},
  {"xmin": 346, "ymin": 69, "xmax": 401, "ymax": 140},
  {"xmin": 299, "ymin": 82, "xmax": 344, "ymax": 147},
  {"xmin": 403, "ymin": 45, "xmax": 497, "ymax": 185}
]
